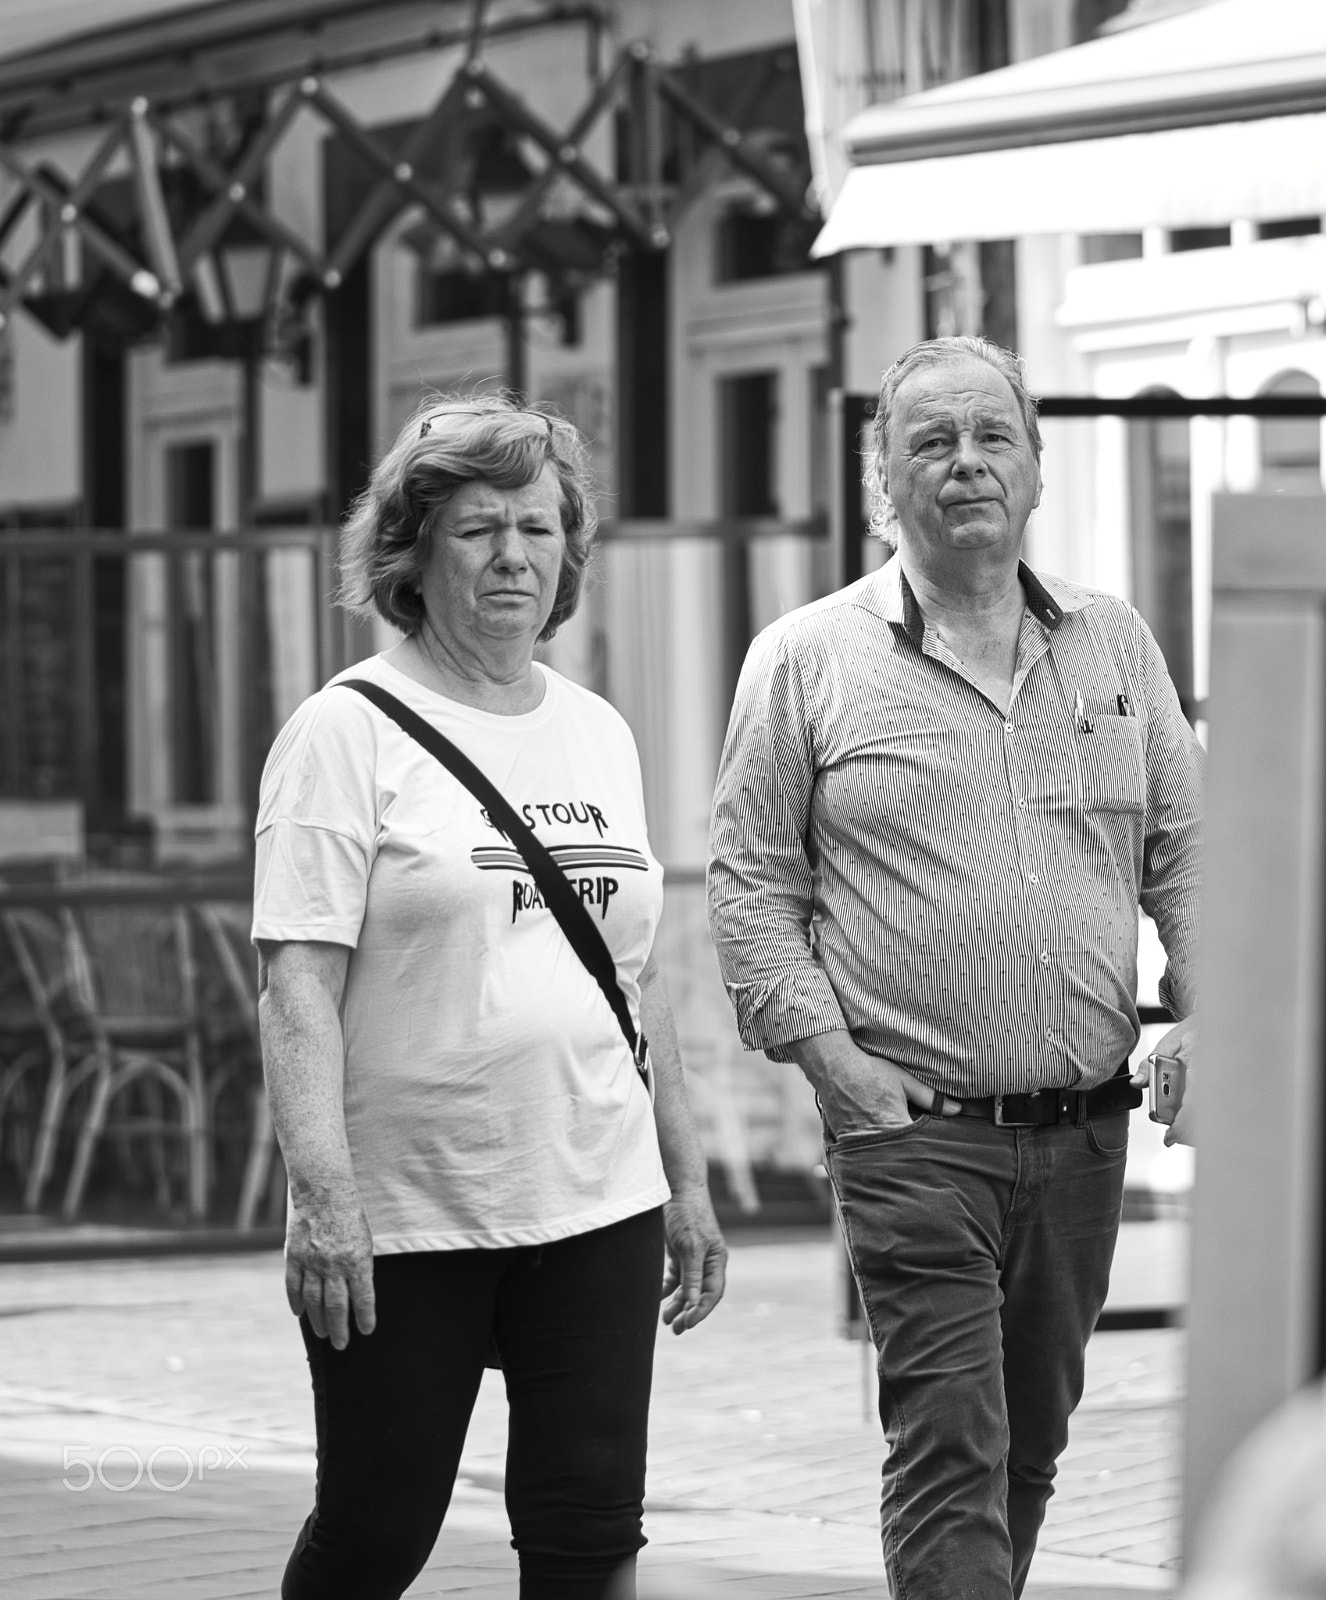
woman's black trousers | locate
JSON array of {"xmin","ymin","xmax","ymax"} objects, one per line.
[{"xmin": 282, "ymin": 1206, "xmax": 664, "ymax": 1600}]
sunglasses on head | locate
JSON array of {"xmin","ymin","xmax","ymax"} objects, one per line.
[{"xmin": 418, "ymin": 407, "xmax": 557, "ymax": 442}]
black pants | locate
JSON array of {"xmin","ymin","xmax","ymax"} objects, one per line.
[{"xmin": 282, "ymin": 1207, "xmax": 665, "ymax": 1600}]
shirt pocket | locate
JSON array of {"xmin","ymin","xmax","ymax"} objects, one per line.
[{"xmin": 1077, "ymin": 713, "xmax": 1144, "ymax": 814}]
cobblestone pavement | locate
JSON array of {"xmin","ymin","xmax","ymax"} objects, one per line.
[{"xmin": 0, "ymin": 1225, "xmax": 1185, "ymax": 1599}]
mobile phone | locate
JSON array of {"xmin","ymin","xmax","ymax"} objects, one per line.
[{"xmin": 1147, "ymin": 1053, "xmax": 1186, "ymax": 1125}]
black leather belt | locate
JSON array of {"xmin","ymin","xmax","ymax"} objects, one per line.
[{"xmin": 952, "ymin": 1067, "xmax": 1141, "ymax": 1128}]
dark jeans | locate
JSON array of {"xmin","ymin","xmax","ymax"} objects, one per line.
[
  {"xmin": 825, "ymin": 1107, "xmax": 1129, "ymax": 1600},
  {"xmin": 282, "ymin": 1206, "xmax": 665, "ymax": 1600}
]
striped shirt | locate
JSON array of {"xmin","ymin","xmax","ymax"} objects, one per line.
[{"xmin": 706, "ymin": 555, "xmax": 1202, "ymax": 1099}]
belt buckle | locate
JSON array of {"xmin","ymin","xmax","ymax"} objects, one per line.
[{"xmin": 993, "ymin": 1095, "xmax": 1036, "ymax": 1127}]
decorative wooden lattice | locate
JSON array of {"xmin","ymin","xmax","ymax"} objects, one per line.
[{"xmin": 0, "ymin": 3, "xmax": 816, "ymax": 346}]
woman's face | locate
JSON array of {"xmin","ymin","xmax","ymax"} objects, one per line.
[{"xmin": 417, "ymin": 464, "xmax": 567, "ymax": 655}]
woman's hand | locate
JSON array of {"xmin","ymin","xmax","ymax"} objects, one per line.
[
  {"xmin": 257, "ymin": 940, "xmax": 371, "ymax": 1350},
  {"xmin": 660, "ymin": 1184, "xmax": 727, "ymax": 1334},
  {"xmin": 284, "ymin": 1179, "xmax": 377, "ymax": 1350},
  {"xmin": 636, "ymin": 955, "xmax": 728, "ymax": 1333}
]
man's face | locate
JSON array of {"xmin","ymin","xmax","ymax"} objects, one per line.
[{"xmin": 883, "ymin": 354, "xmax": 1042, "ymax": 567}]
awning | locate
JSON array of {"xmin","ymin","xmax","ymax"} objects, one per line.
[{"xmin": 813, "ymin": 0, "xmax": 1326, "ymax": 253}]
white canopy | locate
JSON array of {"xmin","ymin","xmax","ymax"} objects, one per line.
[{"xmin": 813, "ymin": 0, "xmax": 1326, "ymax": 254}]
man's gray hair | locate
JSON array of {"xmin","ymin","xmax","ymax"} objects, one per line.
[{"xmin": 865, "ymin": 336, "xmax": 1043, "ymax": 547}]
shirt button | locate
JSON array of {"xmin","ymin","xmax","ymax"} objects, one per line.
[
  {"xmin": 1018, "ymin": 798, "xmax": 1028, "ymax": 810},
  {"xmin": 1029, "ymin": 872, "xmax": 1039, "ymax": 885},
  {"xmin": 1039, "ymin": 950, "xmax": 1050, "ymax": 965},
  {"xmin": 1045, "ymin": 1027, "xmax": 1054, "ymax": 1040},
  {"xmin": 1004, "ymin": 721, "xmax": 1015, "ymax": 734}
]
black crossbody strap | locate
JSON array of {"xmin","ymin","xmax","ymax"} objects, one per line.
[{"xmin": 339, "ymin": 679, "xmax": 647, "ymax": 1077}]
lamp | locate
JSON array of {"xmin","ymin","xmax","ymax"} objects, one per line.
[
  {"xmin": 198, "ymin": 225, "xmax": 282, "ymax": 523},
  {"xmin": 218, "ymin": 239, "xmax": 278, "ymax": 327}
]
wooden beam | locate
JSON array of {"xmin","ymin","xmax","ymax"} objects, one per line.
[
  {"xmin": 173, "ymin": 84, "xmax": 309, "ymax": 272},
  {"xmin": 667, "ymin": 47, "xmax": 784, "ymax": 227},
  {"xmin": 0, "ymin": 118, "xmax": 162, "ymax": 331},
  {"xmin": 309, "ymin": 79, "xmax": 489, "ymax": 270},
  {"xmin": 654, "ymin": 64, "xmax": 818, "ymax": 224},
  {"xmin": 0, "ymin": 184, "xmax": 33, "ymax": 255},
  {"xmin": 599, "ymin": 517, "xmax": 828, "ymax": 542},
  {"xmin": 126, "ymin": 100, "xmax": 182, "ymax": 303},
  {"xmin": 485, "ymin": 49, "xmax": 632, "ymax": 253},
  {"xmin": 322, "ymin": 70, "xmax": 471, "ymax": 281},
  {"xmin": 1184, "ymin": 492, "xmax": 1326, "ymax": 1548},
  {"xmin": 0, "ymin": 4, "xmax": 607, "ymax": 137},
  {"xmin": 466, "ymin": 56, "xmax": 654, "ymax": 248},
  {"xmin": 154, "ymin": 107, "xmax": 328, "ymax": 283}
]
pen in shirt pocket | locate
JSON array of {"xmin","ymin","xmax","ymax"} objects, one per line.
[
  {"xmin": 1116, "ymin": 690, "xmax": 1134, "ymax": 716},
  {"xmin": 1074, "ymin": 690, "xmax": 1094, "ymax": 734}
]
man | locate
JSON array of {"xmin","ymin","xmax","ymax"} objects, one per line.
[{"xmin": 707, "ymin": 336, "xmax": 1200, "ymax": 1599}]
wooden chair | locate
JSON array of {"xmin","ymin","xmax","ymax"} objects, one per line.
[
  {"xmin": 0, "ymin": 910, "xmax": 46, "ymax": 1191},
  {"xmin": 58, "ymin": 901, "xmax": 207, "ymax": 1222},
  {"xmin": 0, "ymin": 908, "xmax": 83, "ymax": 1210},
  {"xmin": 195, "ymin": 901, "xmax": 278, "ymax": 1231},
  {"xmin": 0, "ymin": 826, "xmax": 85, "ymax": 1207}
]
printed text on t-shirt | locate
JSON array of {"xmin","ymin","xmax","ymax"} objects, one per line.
[
  {"xmin": 481, "ymin": 800, "xmax": 609, "ymax": 836},
  {"xmin": 513, "ymin": 875, "xmax": 619, "ymax": 922}
]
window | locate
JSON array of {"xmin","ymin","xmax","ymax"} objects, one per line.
[
  {"xmin": 0, "ymin": 501, "xmax": 84, "ymax": 801},
  {"xmin": 1128, "ymin": 394, "xmax": 1194, "ymax": 710},
  {"xmin": 1081, "ymin": 234, "xmax": 1144, "ymax": 264},
  {"xmin": 922, "ymin": 240, "xmax": 1017, "ymax": 348},
  {"xmin": 973, "ymin": 0, "xmax": 1011, "ymax": 72},
  {"xmin": 1256, "ymin": 217, "xmax": 1322, "ymax": 240},
  {"xmin": 418, "ymin": 266, "xmax": 511, "ymax": 327},
  {"xmin": 908, "ymin": 0, "xmax": 1010, "ymax": 84},
  {"xmin": 979, "ymin": 240, "xmax": 1017, "ymax": 352},
  {"xmin": 714, "ymin": 204, "xmax": 820, "ymax": 284},
  {"xmin": 1169, "ymin": 227, "xmax": 1231, "ymax": 253},
  {"xmin": 165, "ymin": 442, "xmax": 217, "ymax": 805},
  {"xmin": 1075, "ymin": 0, "xmax": 1131, "ymax": 39},
  {"xmin": 721, "ymin": 373, "xmax": 779, "ymax": 519},
  {"xmin": 1260, "ymin": 371, "xmax": 1322, "ymax": 492},
  {"xmin": 719, "ymin": 372, "xmax": 779, "ymax": 706}
]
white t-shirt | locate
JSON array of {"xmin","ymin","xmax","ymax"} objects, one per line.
[{"xmin": 252, "ymin": 654, "xmax": 670, "ymax": 1253}]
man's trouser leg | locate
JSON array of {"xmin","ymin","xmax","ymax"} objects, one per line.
[
  {"xmin": 1001, "ymin": 1108, "xmax": 1129, "ymax": 1595},
  {"xmin": 825, "ymin": 1109, "xmax": 1127, "ymax": 1600}
]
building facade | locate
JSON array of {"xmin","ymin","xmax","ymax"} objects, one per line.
[{"xmin": 3, "ymin": 0, "xmax": 1317, "ymax": 1191}]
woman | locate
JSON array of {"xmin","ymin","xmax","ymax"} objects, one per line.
[{"xmin": 253, "ymin": 396, "xmax": 727, "ymax": 1600}]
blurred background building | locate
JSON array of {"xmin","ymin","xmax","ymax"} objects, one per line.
[{"xmin": 0, "ymin": 0, "xmax": 1321, "ymax": 1230}]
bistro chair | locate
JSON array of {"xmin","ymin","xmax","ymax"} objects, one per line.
[
  {"xmin": 195, "ymin": 901, "xmax": 277, "ymax": 1231},
  {"xmin": 0, "ymin": 907, "xmax": 84, "ymax": 1210},
  {"xmin": 0, "ymin": 909, "xmax": 47, "ymax": 1191},
  {"xmin": 0, "ymin": 821, "xmax": 86, "ymax": 1207},
  {"xmin": 58, "ymin": 900, "xmax": 207, "ymax": 1222}
]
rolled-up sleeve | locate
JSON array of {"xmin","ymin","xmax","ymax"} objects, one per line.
[
  {"xmin": 706, "ymin": 627, "xmax": 848, "ymax": 1058},
  {"xmin": 1137, "ymin": 619, "xmax": 1204, "ymax": 1019}
]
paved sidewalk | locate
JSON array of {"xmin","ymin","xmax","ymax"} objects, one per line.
[{"xmin": 0, "ymin": 1225, "xmax": 1185, "ymax": 1599}]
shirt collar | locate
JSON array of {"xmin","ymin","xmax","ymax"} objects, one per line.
[{"xmin": 867, "ymin": 552, "xmax": 1092, "ymax": 643}]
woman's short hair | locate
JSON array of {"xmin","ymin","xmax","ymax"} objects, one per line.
[
  {"xmin": 338, "ymin": 393, "xmax": 598, "ymax": 641},
  {"xmin": 865, "ymin": 335, "xmax": 1042, "ymax": 547}
]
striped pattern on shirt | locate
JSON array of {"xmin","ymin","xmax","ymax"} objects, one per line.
[{"xmin": 706, "ymin": 555, "xmax": 1202, "ymax": 1099}]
